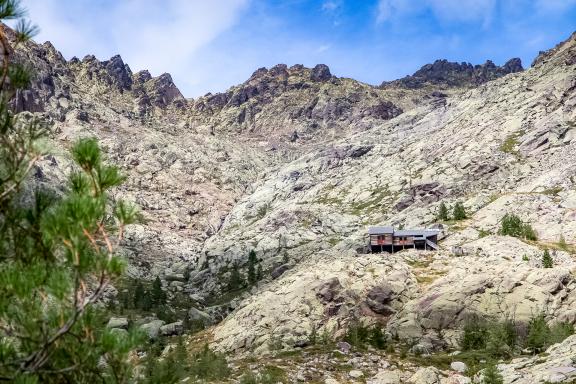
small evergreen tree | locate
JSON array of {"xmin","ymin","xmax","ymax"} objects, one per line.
[
  {"xmin": 437, "ymin": 201, "xmax": 449, "ymax": 221},
  {"xmin": 482, "ymin": 363, "xmax": 504, "ymax": 384},
  {"xmin": 151, "ymin": 275, "xmax": 167, "ymax": 306},
  {"xmin": 228, "ymin": 262, "xmax": 245, "ymax": 291},
  {"xmin": 542, "ymin": 249, "xmax": 553, "ymax": 268},
  {"xmin": 526, "ymin": 314, "xmax": 551, "ymax": 353},
  {"xmin": 247, "ymin": 249, "xmax": 258, "ymax": 284},
  {"xmin": 452, "ymin": 201, "xmax": 467, "ymax": 220}
]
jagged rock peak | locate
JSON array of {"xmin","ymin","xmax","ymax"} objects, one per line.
[
  {"xmin": 310, "ymin": 64, "xmax": 332, "ymax": 82},
  {"xmin": 532, "ymin": 31, "xmax": 576, "ymax": 67},
  {"xmin": 382, "ymin": 57, "xmax": 524, "ymax": 89}
]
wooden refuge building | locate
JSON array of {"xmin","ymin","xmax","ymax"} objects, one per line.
[{"xmin": 368, "ymin": 226, "xmax": 439, "ymax": 253}]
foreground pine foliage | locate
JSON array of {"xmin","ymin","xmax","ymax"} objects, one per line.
[{"xmin": 0, "ymin": 1, "xmax": 142, "ymax": 381}]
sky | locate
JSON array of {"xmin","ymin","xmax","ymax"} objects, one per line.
[{"xmin": 19, "ymin": 0, "xmax": 576, "ymax": 98}]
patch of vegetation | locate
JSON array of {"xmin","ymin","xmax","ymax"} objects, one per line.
[
  {"xmin": 541, "ymin": 186, "xmax": 563, "ymax": 196},
  {"xmin": 500, "ymin": 130, "xmax": 525, "ymax": 157},
  {"xmin": 460, "ymin": 313, "xmax": 573, "ymax": 358},
  {"xmin": 478, "ymin": 228, "xmax": 492, "ymax": 238},
  {"xmin": 343, "ymin": 323, "xmax": 387, "ymax": 350},
  {"xmin": 498, "ymin": 213, "xmax": 538, "ymax": 241},
  {"xmin": 240, "ymin": 366, "xmax": 287, "ymax": 384},
  {"xmin": 347, "ymin": 186, "xmax": 394, "ymax": 215}
]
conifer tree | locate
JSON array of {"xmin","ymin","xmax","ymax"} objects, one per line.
[
  {"xmin": 228, "ymin": 262, "xmax": 245, "ymax": 291},
  {"xmin": 542, "ymin": 249, "xmax": 553, "ymax": 268},
  {"xmin": 247, "ymin": 249, "xmax": 258, "ymax": 284},
  {"xmin": 452, "ymin": 201, "xmax": 467, "ymax": 220},
  {"xmin": 482, "ymin": 363, "xmax": 504, "ymax": 384},
  {"xmin": 0, "ymin": 5, "xmax": 142, "ymax": 379},
  {"xmin": 151, "ymin": 275, "xmax": 167, "ymax": 306},
  {"xmin": 437, "ymin": 201, "xmax": 449, "ymax": 221}
]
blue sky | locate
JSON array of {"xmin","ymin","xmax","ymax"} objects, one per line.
[{"xmin": 21, "ymin": 0, "xmax": 576, "ymax": 97}]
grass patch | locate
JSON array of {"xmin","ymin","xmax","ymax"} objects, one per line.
[
  {"xmin": 540, "ymin": 186, "xmax": 563, "ymax": 196},
  {"xmin": 500, "ymin": 130, "xmax": 525, "ymax": 157}
]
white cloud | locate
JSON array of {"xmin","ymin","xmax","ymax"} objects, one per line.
[{"xmin": 21, "ymin": 0, "xmax": 250, "ymax": 96}]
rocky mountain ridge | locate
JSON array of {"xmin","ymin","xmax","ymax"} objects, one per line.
[{"xmin": 381, "ymin": 57, "xmax": 524, "ymax": 89}]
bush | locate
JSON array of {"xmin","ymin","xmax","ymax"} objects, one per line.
[
  {"xmin": 344, "ymin": 323, "xmax": 370, "ymax": 348},
  {"xmin": 498, "ymin": 213, "xmax": 537, "ymax": 240},
  {"xmin": 542, "ymin": 249, "xmax": 553, "ymax": 268},
  {"xmin": 368, "ymin": 326, "xmax": 387, "ymax": 350},
  {"xmin": 460, "ymin": 316, "xmax": 488, "ymax": 351},
  {"xmin": 452, "ymin": 202, "xmax": 467, "ymax": 220}
]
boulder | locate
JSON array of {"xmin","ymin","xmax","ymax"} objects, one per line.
[
  {"xmin": 365, "ymin": 284, "xmax": 396, "ymax": 315},
  {"xmin": 107, "ymin": 317, "xmax": 128, "ymax": 329},
  {"xmin": 348, "ymin": 370, "xmax": 364, "ymax": 379},
  {"xmin": 188, "ymin": 307, "xmax": 212, "ymax": 324},
  {"xmin": 450, "ymin": 361, "xmax": 467, "ymax": 373},
  {"xmin": 367, "ymin": 370, "xmax": 402, "ymax": 384},
  {"xmin": 409, "ymin": 367, "xmax": 441, "ymax": 384},
  {"xmin": 271, "ymin": 264, "xmax": 290, "ymax": 279},
  {"xmin": 139, "ymin": 320, "xmax": 165, "ymax": 340},
  {"xmin": 160, "ymin": 320, "xmax": 183, "ymax": 336}
]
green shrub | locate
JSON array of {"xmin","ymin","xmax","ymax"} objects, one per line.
[
  {"xmin": 189, "ymin": 344, "xmax": 230, "ymax": 380},
  {"xmin": 344, "ymin": 323, "xmax": 370, "ymax": 348},
  {"xmin": 368, "ymin": 326, "xmax": 387, "ymax": 350},
  {"xmin": 542, "ymin": 249, "xmax": 553, "ymax": 268},
  {"xmin": 460, "ymin": 316, "xmax": 488, "ymax": 351}
]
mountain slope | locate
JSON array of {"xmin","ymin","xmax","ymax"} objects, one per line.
[{"xmin": 204, "ymin": 31, "xmax": 576, "ymax": 356}]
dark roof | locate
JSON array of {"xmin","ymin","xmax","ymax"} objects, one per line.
[{"xmin": 367, "ymin": 226, "xmax": 394, "ymax": 235}]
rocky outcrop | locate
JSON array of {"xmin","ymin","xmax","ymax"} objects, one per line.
[
  {"xmin": 382, "ymin": 58, "xmax": 524, "ymax": 89},
  {"xmin": 388, "ymin": 237, "xmax": 576, "ymax": 348},
  {"xmin": 211, "ymin": 252, "xmax": 418, "ymax": 354}
]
